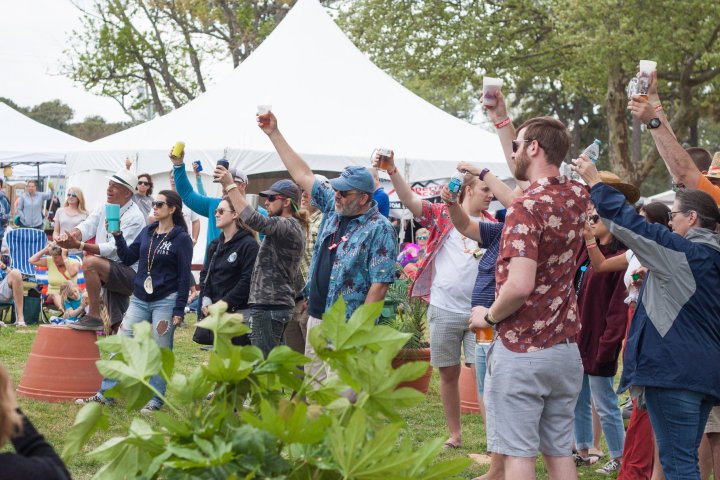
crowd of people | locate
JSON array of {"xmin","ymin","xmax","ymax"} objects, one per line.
[{"xmin": 1, "ymin": 67, "xmax": 719, "ymax": 480}]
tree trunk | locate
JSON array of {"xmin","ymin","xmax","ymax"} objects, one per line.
[
  {"xmin": 571, "ymin": 98, "xmax": 581, "ymax": 158},
  {"xmin": 605, "ymin": 65, "xmax": 633, "ymax": 183},
  {"xmin": 631, "ymin": 117, "xmax": 642, "ymax": 164}
]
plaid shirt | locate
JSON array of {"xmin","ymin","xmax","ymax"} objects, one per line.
[{"xmin": 308, "ymin": 180, "xmax": 396, "ymax": 318}]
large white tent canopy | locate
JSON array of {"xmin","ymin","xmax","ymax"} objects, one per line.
[
  {"xmin": 0, "ymin": 102, "xmax": 86, "ymax": 165},
  {"xmin": 66, "ymin": 0, "xmax": 508, "ymax": 190}
]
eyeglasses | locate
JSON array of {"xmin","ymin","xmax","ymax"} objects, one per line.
[
  {"xmin": 137, "ymin": 181, "xmax": 151, "ymax": 186},
  {"xmin": 668, "ymin": 211, "xmax": 684, "ymax": 221},
  {"xmin": 151, "ymin": 201, "xmax": 167, "ymax": 208},
  {"xmin": 589, "ymin": 214, "xmax": 600, "ymax": 224},
  {"xmin": 266, "ymin": 195, "xmax": 286, "ymax": 202},
  {"xmin": 67, "ymin": 193, "xmax": 78, "ymax": 198},
  {"xmin": 512, "ymin": 139, "xmax": 533, "ymax": 153},
  {"xmin": 214, "ymin": 208, "xmax": 233, "ymax": 215}
]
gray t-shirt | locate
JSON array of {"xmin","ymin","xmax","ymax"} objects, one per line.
[{"xmin": 240, "ymin": 206, "xmax": 305, "ymax": 308}]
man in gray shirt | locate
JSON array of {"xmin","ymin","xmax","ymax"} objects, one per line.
[
  {"xmin": 56, "ymin": 169, "xmax": 146, "ymax": 332},
  {"xmin": 217, "ymin": 169, "xmax": 306, "ymax": 357}
]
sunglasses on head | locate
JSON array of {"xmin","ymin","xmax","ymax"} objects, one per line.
[
  {"xmin": 137, "ymin": 181, "xmax": 151, "ymax": 186},
  {"xmin": 214, "ymin": 207, "xmax": 233, "ymax": 215},
  {"xmin": 67, "ymin": 192, "xmax": 78, "ymax": 198},
  {"xmin": 151, "ymin": 201, "xmax": 167, "ymax": 208},
  {"xmin": 589, "ymin": 214, "xmax": 600, "ymax": 224}
]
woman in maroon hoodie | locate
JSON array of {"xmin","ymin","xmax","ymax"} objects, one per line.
[{"xmin": 573, "ymin": 203, "xmax": 631, "ymax": 475}]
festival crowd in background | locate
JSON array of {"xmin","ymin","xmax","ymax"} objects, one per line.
[{"xmin": 0, "ymin": 66, "xmax": 719, "ymax": 480}]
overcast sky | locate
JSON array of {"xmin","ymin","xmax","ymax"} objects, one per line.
[{"xmin": 0, "ymin": 0, "xmax": 132, "ymax": 122}]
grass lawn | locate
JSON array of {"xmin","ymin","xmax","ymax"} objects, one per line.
[{"xmin": 1, "ymin": 319, "xmax": 614, "ymax": 479}]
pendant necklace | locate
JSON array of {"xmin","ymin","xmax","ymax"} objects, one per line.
[{"xmin": 144, "ymin": 228, "xmax": 170, "ymax": 294}]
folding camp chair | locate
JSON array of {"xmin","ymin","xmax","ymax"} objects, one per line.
[{"xmin": 5, "ymin": 228, "xmax": 47, "ymax": 279}]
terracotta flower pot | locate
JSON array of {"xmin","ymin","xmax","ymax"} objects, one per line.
[
  {"xmin": 459, "ymin": 364, "xmax": 480, "ymax": 414},
  {"xmin": 392, "ymin": 347, "xmax": 433, "ymax": 394},
  {"xmin": 17, "ymin": 325, "xmax": 103, "ymax": 402}
]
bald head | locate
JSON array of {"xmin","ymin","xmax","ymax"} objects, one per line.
[{"xmin": 370, "ymin": 167, "xmax": 381, "ymax": 188}]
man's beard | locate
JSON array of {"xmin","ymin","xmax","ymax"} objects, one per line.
[
  {"xmin": 514, "ymin": 152, "xmax": 530, "ymax": 182},
  {"xmin": 336, "ymin": 196, "xmax": 364, "ymax": 216}
]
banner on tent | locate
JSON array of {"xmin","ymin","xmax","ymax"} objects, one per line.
[{"xmin": 385, "ymin": 178, "xmax": 448, "ymax": 210}]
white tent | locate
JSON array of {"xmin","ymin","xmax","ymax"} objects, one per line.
[
  {"xmin": 0, "ymin": 103, "xmax": 86, "ymax": 165},
  {"xmin": 648, "ymin": 189, "xmax": 675, "ymax": 207},
  {"xmin": 66, "ymin": 0, "xmax": 508, "ymax": 199}
]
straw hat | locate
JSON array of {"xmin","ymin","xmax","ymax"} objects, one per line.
[
  {"xmin": 705, "ymin": 152, "xmax": 720, "ymax": 180},
  {"xmin": 599, "ymin": 171, "xmax": 640, "ymax": 204}
]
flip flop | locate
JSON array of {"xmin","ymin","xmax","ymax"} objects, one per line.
[{"xmin": 443, "ymin": 441, "xmax": 461, "ymax": 450}]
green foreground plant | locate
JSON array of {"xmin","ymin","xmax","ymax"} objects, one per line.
[{"xmin": 62, "ymin": 298, "xmax": 470, "ymax": 479}]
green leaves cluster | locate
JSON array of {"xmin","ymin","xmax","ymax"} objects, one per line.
[{"xmin": 63, "ymin": 299, "xmax": 470, "ymax": 479}]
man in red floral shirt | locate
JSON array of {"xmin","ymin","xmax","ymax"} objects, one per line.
[{"xmin": 470, "ymin": 116, "xmax": 589, "ymax": 479}]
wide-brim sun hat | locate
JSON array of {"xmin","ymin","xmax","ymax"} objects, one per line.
[{"xmin": 599, "ymin": 171, "xmax": 640, "ymax": 204}]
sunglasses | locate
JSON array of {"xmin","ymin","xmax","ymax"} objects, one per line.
[
  {"xmin": 589, "ymin": 214, "xmax": 600, "ymax": 224},
  {"xmin": 266, "ymin": 195, "xmax": 286, "ymax": 202},
  {"xmin": 151, "ymin": 201, "xmax": 167, "ymax": 208},
  {"xmin": 511, "ymin": 138, "xmax": 544, "ymax": 153},
  {"xmin": 137, "ymin": 181, "xmax": 151, "ymax": 186},
  {"xmin": 335, "ymin": 190, "xmax": 361, "ymax": 198},
  {"xmin": 67, "ymin": 192, "xmax": 78, "ymax": 198},
  {"xmin": 417, "ymin": 235, "xmax": 428, "ymax": 240},
  {"xmin": 214, "ymin": 208, "xmax": 233, "ymax": 215}
]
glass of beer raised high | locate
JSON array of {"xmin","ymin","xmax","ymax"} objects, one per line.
[{"xmin": 372, "ymin": 148, "xmax": 392, "ymax": 171}]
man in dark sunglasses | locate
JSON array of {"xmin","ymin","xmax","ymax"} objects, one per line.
[
  {"xmin": 217, "ymin": 171, "xmax": 306, "ymax": 357},
  {"xmin": 256, "ymin": 111, "xmax": 396, "ymax": 383}
]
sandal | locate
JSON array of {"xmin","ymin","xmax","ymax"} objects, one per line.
[
  {"xmin": 574, "ymin": 453, "xmax": 591, "ymax": 466},
  {"xmin": 443, "ymin": 441, "xmax": 461, "ymax": 450}
]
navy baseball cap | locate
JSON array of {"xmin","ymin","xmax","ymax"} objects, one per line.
[
  {"xmin": 259, "ymin": 179, "xmax": 302, "ymax": 204},
  {"xmin": 329, "ymin": 166, "xmax": 375, "ymax": 194}
]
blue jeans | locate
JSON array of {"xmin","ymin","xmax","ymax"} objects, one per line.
[
  {"xmin": 645, "ymin": 387, "xmax": 714, "ymax": 480},
  {"xmin": 99, "ymin": 293, "xmax": 178, "ymax": 407},
  {"xmin": 475, "ymin": 342, "xmax": 491, "ymax": 395},
  {"xmin": 248, "ymin": 307, "xmax": 293, "ymax": 358},
  {"xmin": 574, "ymin": 374, "xmax": 625, "ymax": 458}
]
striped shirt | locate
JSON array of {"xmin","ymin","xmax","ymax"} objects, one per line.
[{"xmin": 471, "ymin": 221, "xmax": 504, "ymax": 308}]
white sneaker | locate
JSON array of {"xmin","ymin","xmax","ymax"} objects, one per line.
[
  {"xmin": 75, "ymin": 393, "xmax": 113, "ymax": 406},
  {"xmin": 595, "ymin": 458, "xmax": 621, "ymax": 475}
]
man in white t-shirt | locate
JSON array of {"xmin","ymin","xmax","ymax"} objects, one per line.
[{"xmin": 379, "ymin": 151, "xmax": 495, "ymax": 449}]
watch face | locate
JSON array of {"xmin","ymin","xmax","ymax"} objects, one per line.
[{"xmin": 648, "ymin": 118, "xmax": 661, "ymax": 129}]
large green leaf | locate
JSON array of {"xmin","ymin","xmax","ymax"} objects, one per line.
[{"xmin": 61, "ymin": 402, "xmax": 108, "ymax": 461}]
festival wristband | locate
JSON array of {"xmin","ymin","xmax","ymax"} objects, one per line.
[
  {"xmin": 79, "ymin": 241, "xmax": 85, "ymax": 251},
  {"xmin": 225, "ymin": 183, "xmax": 238, "ymax": 192},
  {"xmin": 494, "ymin": 117, "xmax": 511, "ymax": 129},
  {"xmin": 387, "ymin": 167, "xmax": 398, "ymax": 176}
]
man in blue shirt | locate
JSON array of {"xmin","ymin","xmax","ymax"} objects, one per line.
[
  {"xmin": 257, "ymin": 111, "xmax": 397, "ymax": 383},
  {"xmin": 169, "ymin": 153, "xmax": 266, "ymax": 247},
  {"xmin": 370, "ymin": 167, "xmax": 390, "ymax": 218},
  {"xmin": 0, "ymin": 179, "xmax": 10, "ymax": 245}
]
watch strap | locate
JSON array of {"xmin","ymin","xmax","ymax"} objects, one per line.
[{"xmin": 479, "ymin": 168, "xmax": 490, "ymax": 181}]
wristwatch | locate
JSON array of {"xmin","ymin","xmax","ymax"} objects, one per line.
[
  {"xmin": 484, "ymin": 309, "xmax": 498, "ymax": 326},
  {"xmin": 647, "ymin": 118, "xmax": 661, "ymax": 129},
  {"xmin": 479, "ymin": 168, "xmax": 490, "ymax": 181}
]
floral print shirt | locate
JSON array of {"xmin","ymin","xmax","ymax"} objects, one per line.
[
  {"xmin": 309, "ymin": 179, "xmax": 397, "ymax": 318},
  {"xmin": 496, "ymin": 176, "xmax": 589, "ymax": 352}
]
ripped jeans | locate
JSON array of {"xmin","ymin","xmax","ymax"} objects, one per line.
[{"xmin": 99, "ymin": 293, "xmax": 178, "ymax": 407}]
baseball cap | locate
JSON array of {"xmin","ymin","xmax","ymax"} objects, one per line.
[
  {"xmin": 259, "ymin": 179, "xmax": 302, "ymax": 205},
  {"xmin": 233, "ymin": 168, "xmax": 248, "ymax": 184},
  {"xmin": 329, "ymin": 166, "xmax": 375, "ymax": 194},
  {"xmin": 106, "ymin": 169, "xmax": 138, "ymax": 193}
]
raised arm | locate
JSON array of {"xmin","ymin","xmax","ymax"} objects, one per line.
[
  {"xmin": 373, "ymin": 150, "xmax": 423, "ymax": 218},
  {"xmin": 258, "ymin": 112, "xmax": 315, "ymax": 193},
  {"xmin": 585, "ymin": 218, "xmax": 630, "ymax": 273},
  {"xmin": 457, "ymin": 161, "xmax": 518, "ymax": 208},
  {"xmin": 484, "ymin": 90, "xmax": 530, "ymax": 190},
  {"xmin": 441, "ymin": 185, "xmax": 481, "ymax": 242},
  {"xmin": 28, "ymin": 245, "xmax": 49, "ymax": 267}
]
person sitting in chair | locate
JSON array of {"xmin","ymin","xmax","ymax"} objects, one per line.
[
  {"xmin": 29, "ymin": 243, "xmax": 80, "ymax": 313},
  {"xmin": 0, "ymin": 259, "xmax": 25, "ymax": 327}
]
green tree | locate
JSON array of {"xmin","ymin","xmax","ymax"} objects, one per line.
[
  {"xmin": 26, "ymin": 100, "xmax": 74, "ymax": 131},
  {"xmin": 67, "ymin": 116, "xmax": 132, "ymax": 141}
]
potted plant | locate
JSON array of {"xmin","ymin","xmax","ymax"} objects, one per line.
[{"xmin": 381, "ymin": 272, "xmax": 433, "ymax": 393}]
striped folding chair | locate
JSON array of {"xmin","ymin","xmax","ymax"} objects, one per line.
[{"xmin": 5, "ymin": 228, "xmax": 48, "ymax": 279}]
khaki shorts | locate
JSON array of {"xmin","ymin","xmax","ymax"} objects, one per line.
[{"xmin": 705, "ymin": 406, "xmax": 720, "ymax": 433}]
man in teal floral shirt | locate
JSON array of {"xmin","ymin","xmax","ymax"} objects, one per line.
[{"xmin": 256, "ymin": 111, "xmax": 397, "ymax": 381}]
